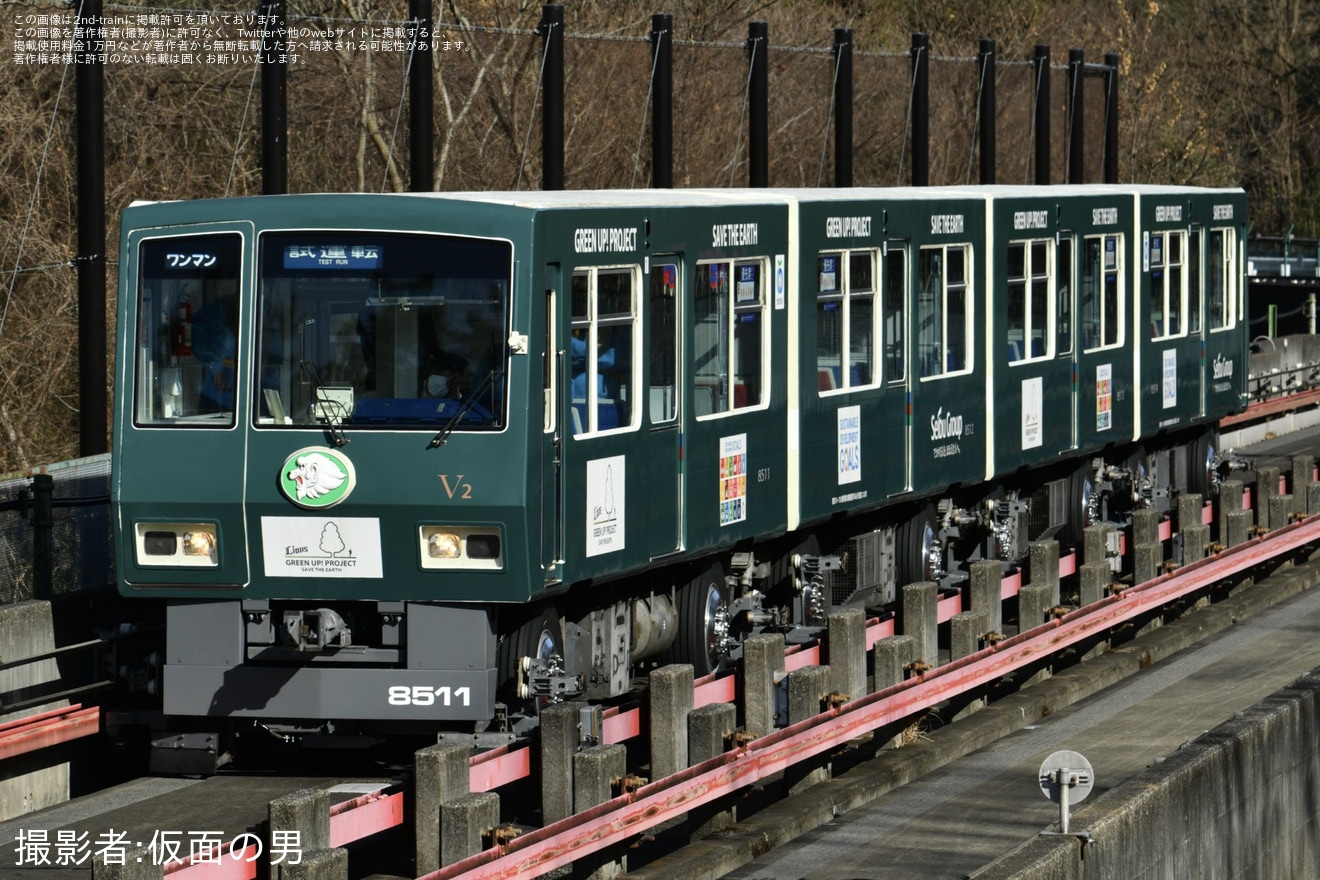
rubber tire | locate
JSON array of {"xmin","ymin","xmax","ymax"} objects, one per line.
[
  {"xmin": 897, "ymin": 505, "xmax": 938, "ymax": 588},
  {"xmin": 1061, "ymin": 464, "xmax": 1094, "ymax": 549},
  {"xmin": 1185, "ymin": 429, "xmax": 1218, "ymax": 500},
  {"xmin": 497, "ymin": 607, "xmax": 564, "ymax": 711},
  {"xmin": 663, "ymin": 563, "xmax": 730, "ymax": 677}
]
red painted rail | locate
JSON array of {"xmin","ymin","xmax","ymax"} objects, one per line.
[{"xmin": 0, "ymin": 704, "xmax": 99, "ymax": 761}]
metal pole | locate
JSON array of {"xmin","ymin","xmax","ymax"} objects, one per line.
[
  {"xmin": 260, "ymin": 0, "xmax": 288, "ymax": 195},
  {"xmin": 1104, "ymin": 52, "xmax": 1119, "ymax": 184},
  {"xmin": 539, "ymin": 4, "xmax": 564, "ymax": 190},
  {"xmin": 748, "ymin": 21, "xmax": 769, "ymax": 187},
  {"xmin": 1058, "ymin": 771, "xmax": 1071, "ymax": 834},
  {"xmin": 1067, "ymin": 48, "xmax": 1084, "ymax": 185},
  {"xmin": 32, "ymin": 474, "xmax": 53, "ymax": 601},
  {"xmin": 978, "ymin": 38, "xmax": 996, "ymax": 185},
  {"xmin": 833, "ymin": 27, "xmax": 853, "ymax": 187},
  {"xmin": 911, "ymin": 33, "xmax": 930, "ymax": 187},
  {"xmin": 1033, "ymin": 44, "xmax": 1050, "ymax": 185},
  {"xmin": 74, "ymin": 0, "xmax": 106, "ymax": 456},
  {"xmin": 409, "ymin": 0, "xmax": 433, "ymax": 192},
  {"xmin": 651, "ymin": 13, "xmax": 673, "ymax": 189}
]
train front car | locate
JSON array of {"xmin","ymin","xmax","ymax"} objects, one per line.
[{"xmin": 113, "ymin": 194, "xmax": 536, "ymax": 768}]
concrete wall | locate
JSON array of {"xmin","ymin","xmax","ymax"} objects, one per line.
[
  {"xmin": 970, "ymin": 669, "xmax": 1320, "ymax": 880},
  {"xmin": 0, "ymin": 600, "xmax": 70, "ymax": 820}
]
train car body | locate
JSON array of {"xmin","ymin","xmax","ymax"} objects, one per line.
[{"xmin": 111, "ymin": 185, "xmax": 1248, "ymax": 764}]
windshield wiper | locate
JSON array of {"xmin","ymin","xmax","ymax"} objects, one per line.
[
  {"xmin": 299, "ymin": 318, "xmax": 349, "ymax": 447},
  {"xmin": 429, "ymin": 369, "xmax": 498, "ymax": 449}
]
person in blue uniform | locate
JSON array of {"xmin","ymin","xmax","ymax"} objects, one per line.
[{"xmin": 570, "ymin": 331, "xmax": 615, "ymax": 399}]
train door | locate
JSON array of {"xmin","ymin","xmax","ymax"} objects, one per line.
[
  {"xmin": 1059, "ymin": 233, "xmax": 1079, "ymax": 450},
  {"xmin": 885, "ymin": 241, "xmax": 914, "ymax": 491},
  {"xmin": 646, "ymin": 258, "xmax": 683, "ymax": 557},
  {"xmin": 541, "ymin": 266, "xmax": 564, "ymax": 584},
  {"xmin": 1201, "ymin": 216, "xmax": 1246, "ymax": 421},
  {"xmin": 1191, "ymin": 225, "xmax": 1207, "ymax": 419}
]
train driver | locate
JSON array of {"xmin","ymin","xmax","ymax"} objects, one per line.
[{"xmin": 423, "ymin": 350, "xmax": 470, "ymax": 400}]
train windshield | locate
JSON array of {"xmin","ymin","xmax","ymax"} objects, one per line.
[
  {"xmin": 256, "ymin": 231, "xmax": 511, "ymax": 432},
  {"xmin": 132, "ymin": 233, "xmax": 244, "ymax": 427}
]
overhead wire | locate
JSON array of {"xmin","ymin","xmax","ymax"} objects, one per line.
[
  {"xmin": 815, "ymin": 39, "xmax": 844, "ymax": 188},
  {"xmin": 728, "ymin": 34, "xmax": 758, "ymax": 188},
  {"xmin": 514, "ymin": 19, "xmax": 553, "ymax": 191},
  {"xmin": 630, "ymin": 27, "xmax": 664, "ymax": 190}
]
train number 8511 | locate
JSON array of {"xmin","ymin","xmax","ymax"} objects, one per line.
[{"xmin": 387, "ymin": 686, "xmax": 472, "ymax": 707}]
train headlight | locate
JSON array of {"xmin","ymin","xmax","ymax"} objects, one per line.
[
  {"xmin": 419, "ymin": 526, "xmax": 504, "ymax": 570},
  {"xmin": 134, "ymin": 522, "xmax": 219, "ymax": 567},
  {"xmin": 429, "ymin": 533, "xmax": 462, "ymax": 559},
  {"xmin": 182, "ymin": 530, "xmax": 217, "ymax": 558}
]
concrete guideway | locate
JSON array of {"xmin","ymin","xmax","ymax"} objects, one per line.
[
  {"xmin": 4, "ymin": 487, "xmax": 1313, "ymax": 879},
  {"xmin": 644, "ymin": 545, "xmax": 1320, "ymax": 880},
  {"xmin": 420, "ymin": 514, "xmax": 1320, "ymax": 880}
]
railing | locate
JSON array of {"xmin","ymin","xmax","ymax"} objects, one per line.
[{"xmin": 1248, "ymin": 233, "xmax": 1320, "ymax": 283}]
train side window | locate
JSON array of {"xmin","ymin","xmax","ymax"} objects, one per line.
[
  {"xmin": 816, "ymin": 249, "xmax": 880, "ymax": 394},
  {"xmin": 649, "ymin": 262, "xmax": 678, "ymax": 423},
  {"xmin": 693, "ymin": 258, "xmax": 770, "ymax": 416},
  {"xmin": 917, "ymin": 244, "xmax": 972, "ymax": 379},
  {"xmin": 1082, "ymin": 234, "xmax": 1124, "ymax": 352},
  {"xmin": 1057, "ymin": 237, "xmax": 1074, "ymax": 356},
  {"xmin": 1208, "ymin": 228, "xmax": 1237, "ymax": 331},
  {"xmin": 544, "ymin": 288, "xmax": 556, "ymax": 433},
  {"xmin": 133, "ymin": 233, "xmax": 244, "ymax": 427},
  {"xmin": 884, "ymin": 245, "xmax": 907, "ymax": 383},
  {"xmin": 1189, "ymin": 229, "xmax": 1202, "ymax": 334},
  {"xmin": 569, "ymin": 266, "xmax": 640, "ymax": 436},
  {"xmin": 1006, "ymin": 238, "xmax": 1055, "ymax": 365},
  {"xmin": 1149, "ymin": 230, "xmax": 1187, "ymax": 340}
]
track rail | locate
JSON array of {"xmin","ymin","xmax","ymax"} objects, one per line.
[{"xmin": 0, "ymin": 703, "xmax": 99, "ymax": 760}]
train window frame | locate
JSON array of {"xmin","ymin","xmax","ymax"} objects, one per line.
[
  {"xmin": 253, "ymin": 230, "xmax": 512, "ymax": 434},
  {"xmin": 569, "ymin": 265, "xmax": 641, "ymax": 437},
  {"xmin": 1081, "ymin": 233, "xmax": 1125, "ymax": 353},
  {"xmin": 543, "ymin": 287, "xmax": 556, "ymax": 434},
  {"xmin": 1188, "ymin": 229, "xmax": 1203, "ymax": 335},
  {"xmin": 1006, "ymin": 237, "xmax": 1056, "ymax": 366},
  {"xmin": 131, "ymin": 231, "xmax": 245, "ymax": 429},
  {"xmin": 1057, "ymin": 236, "xmax": 1074, "ymax": 357},
  {"xmin": 1207, "ymin": 227, "xmax": 1238, "ymax": 332},
  {"xmin": 648, "ymin": 261, "xmax": 680, "ymax": 424},
  {"xmin": 816, "ymin": 248, "xmax": 881, "ymax": 395},
  {"xmin": 692, "ymin": 257, "xmax": 771, "ymax": 418},
  {"xmin": 1149, "ymin": 229, "xmax": 1188, "ymax": 340},
  {"xmin": 916, "ymin": 243, "xmax": 974, "ymax": 381},
  {"xmin": 884, "ymin": 244, "xmax": 908, "ymax": 385}
]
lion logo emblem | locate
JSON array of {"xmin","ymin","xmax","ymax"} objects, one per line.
[
  {"xmin": 279, "ymin": 447, "xmax": 356, "ymax": 508},
  {"xmin": 288, "ymin": 453, "xmax": 347, "ymax": 500}
]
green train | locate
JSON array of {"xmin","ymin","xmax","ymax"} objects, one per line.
[{"xmin": 113, "ymin": 184, "xmax": 1247, "ymax": 757}]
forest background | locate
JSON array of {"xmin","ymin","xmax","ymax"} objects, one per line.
[{"xmin": 0, "ymin": 0, "xmax": 1316, "ymax": 470}]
